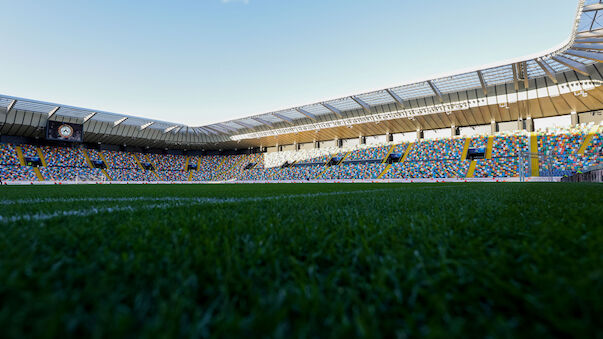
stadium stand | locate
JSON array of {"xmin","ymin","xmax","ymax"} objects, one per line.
[{"xmin": 1, "ymin": 124, "xmax": 601, "ymax": 182}]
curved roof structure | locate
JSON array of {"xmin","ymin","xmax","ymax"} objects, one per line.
[{"xmin": 1, "ymin": 0, "xmax": 603, "ymax": 150}]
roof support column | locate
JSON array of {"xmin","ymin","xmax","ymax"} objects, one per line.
[
  {"xmin": 450, "ymin": 124, "xmax": 457, "ymax": 138},
  {"xmin": 571, "ymin": 111, "xmax": 578, "ymax": 126},
  {"xmin": 490, "ymin": 120, "xmax": 497, "ymax": 135},
  {"xmin": 525, "ymin": 117, "xmax": 533, "ymax": 132},
  {"xmin": 416, "ymin": 129, "xmax": 423, "ymax": 141}
]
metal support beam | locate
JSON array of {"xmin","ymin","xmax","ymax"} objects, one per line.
[
  {"xmin": 565, "ymin": 49, "xmax": 603, "ymax": 63},
  {"xmin": 350, "ymin": 96, "xmax": 371, "ymax": 113},
  {"xmin": 201, "ymin": 126, "xmax": 221, "ymax": 134},
  {"xmin": 583, "ymin": 3, "xmax": 603, "ymax": 12},
  {"xmin": 512, "ymin": 63, "xmax": 520, "ymax": 91},
  {"xmin": 574, "ymin": 38, "xmax": 603, "ymax": 44},
  {"xmin": 199, "ymin": 127, "xmax": 211, "ymax": 135},
  {"xmin": 522, "ymin": 61, "xmax": 529, "ymax": 89},
  {"xmin": 572, "ymin": 43, "xmax": 603, "ymax": 50},
  {"xmin": 83, "ymin": 112, "xmax": 97, "ymax": 123},
  {"xmin": 140, "ymin": 122, "xmax": 154, "ymax": 130},
  {"xmin": 208, "ymin": 124, "xmax": 231, "ymax": 134},
  {"xmin": 535, "ymin": 59, "xmax": 558, "ymax": 83},
  {"xmin": 385, "ymin": 88, "xmax": 405, "ymax": 108},
  {"xmin": 427, "ymin": 80, "xmax": 444, "ymax": 102},
  {"xmin": 233, "ymin": 121, "xmax": 254, "ymax": 129},
  {"xmin": 552, "ymin": 55, "xmax": 589, "ymax": 76},
  {"xmin": 5, "ymin": 100, "xmax": 17, "ymax": 113},
  {"xmin": 296, "ymin": 108, "xmax": 318, "ymax": 120},
  {"xmin": 321, "ymin": 103, "xmax": 343, "ymax": 118},
  {"xmin": 48, "ymin": 106, "xmax": 60, "ymax": 118},
  {"xmin": 476, "ymin": 71, "xmax": 488, "ymax": 96},
  {"xmin": 250, "ymin": 117, "xmax": 273, "ymax": 127},
  {"xmin": 272, "ymin": 113, "xmax": 294, "ymax": 125},
  {"xmin": 164, "ymin": 125, "xmax": 179, "ymax": 133},
  {"xmin": 113, "ymin": 117, "xmax": 127, "ymax": 127},
  {"xmin": 216, "ymin": 123, "xmax": 239, "ymax": 132}
]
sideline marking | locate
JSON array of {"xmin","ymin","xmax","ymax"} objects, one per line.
[{"xmin": 0, "ymin": 186, "xmax": 457, "ymax": 223}]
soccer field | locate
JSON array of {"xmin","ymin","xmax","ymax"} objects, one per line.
[{"xmin": 0, "ymin": 183, "xmax": 601, "ymax": 337}]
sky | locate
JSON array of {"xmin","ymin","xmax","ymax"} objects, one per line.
[{"xmin": 0, "ymin": 0, "xmax": 577, "ymax": 126}]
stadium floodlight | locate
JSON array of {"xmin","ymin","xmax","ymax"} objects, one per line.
[
  {"xmin": 551, "ymin": 55, "xmax": 589, "ymax": 76},
  {"xmin": 272, "ymin": 113, "xmax": 294, "ymax": 125},
  {"xmin": 565, "ymin": 49, "xmax": 603, "ymax": 63},
  {"xmin": 140, "ymin": 122, "xmax": 154, "ymax": 130},
  {"xmin": 296, "ymin": 108, "xmax": 318, "ymax": 121},
  {"xmin": 321, "ymin": 103, "xmax": 343, "ymax": 118},
  {"xmin": 351, "ymin": 96, "xmax": 371, "ymax": 113},
  {"xmin": 48, "ymin": 106, "xmax": 60, "ymax": 118},
  {"xmin": 476, "ymin": 71, "xmax": 488, "ymax": 96},
  {"xmin": 535, "ymin": 59, "xmax": 558, "ymax": 83},
  {"xmin": 427, "ymin": 81, "xmax": 444, "ymax": 102},
  {"xmin": 250, "ymin": 117, "xmax": 273, "ymax": 127},
  {"xmin": 83, "ymin": 112, "xmax": 97, "ymax": 123},
  {"xmin": 5, "ymin": 100, "xmax": 17, "ymax": 113},
  {"xmin": 113, "ymin": 117, "xmax": 128, "ymax": 127},
  {"xmin": 385, "ymin": 89, "xmax": 405, "ymax": 108}
]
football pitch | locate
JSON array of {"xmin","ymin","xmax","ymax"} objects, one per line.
[{"xmin": 0, "ymin": 183, "xmax": 601, "ymax": 337}]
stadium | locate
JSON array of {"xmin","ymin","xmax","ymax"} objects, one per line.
[{"xmin": 0, "ymin": 0, "xmax": 601, "ymax": 337}]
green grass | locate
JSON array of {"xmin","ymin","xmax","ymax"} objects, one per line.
[{"xmin": 0, "ymin": 183, "xmax": 601, "ymax": 338}]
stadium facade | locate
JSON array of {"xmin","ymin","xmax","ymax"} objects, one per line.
[{"xmin": 0, "ymin": 1, "xmax": 601, "ymax": 185}]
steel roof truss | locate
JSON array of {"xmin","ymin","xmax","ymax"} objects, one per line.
[
  {"xmin": 296, "ymin": 108, "xmax": 318, "ymax": 120},
  {"xmin": 535, "ymin": 59, "xmax": 558, "ymax": 83},
  {"xmin": 6, "ymin": 100, "xmax": 16, "ymax": 113},
  {"xmin": 476, "ymin": 71, "xmax": 488, "ymax": 96},
  {"xmin": 583, "ymin": 3, "xmax": 603, "ymax": 12},
  {"xmin": 250, "ymin": 117, "xmax": 273, "ymax": 127},
  {"xmin": 272, "ymin": 113, "xmax": 295, "ymax": 124},
  {"xmin": 385, "ymin": 88, "xmax": 405, "ymax": 108},
  {"xmin": 113, "ymin": 117, "xmax": 128, "ymax": 127},
  {"xmin": 351, "ymin": 96, "xmax": 371, "ymax": 113},
  {"xmin": 427, "ymin": 81, "xmax": 444, "ymax": 102},
  {"xmin": 565, "ymin": 49, "xmax": 603, "ymax": 62},
  {"xmin": 83, "ymin": 112, "xmax": 97, "ymax": 123},
  {"xmin": 48, "ymin": 106, "xmax": 60, "ymax": 118},
  {"xmin": 140, "ymin": 122, "xmax": 154, "ymax": 130},
  {"xmin": 551, "ymin": 55, "xmax": 589, "ymax": 76},
  {"xmin": 320, "ymin": 103, "xmax": 343, "ymax": 118}
]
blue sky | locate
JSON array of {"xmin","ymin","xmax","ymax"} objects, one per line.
[{"xmin": 1, "ymin": 0, "xmax": 577, "ymax": 126}]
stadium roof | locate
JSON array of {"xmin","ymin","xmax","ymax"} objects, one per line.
[{"xmin": 2, "ymin": 0, "xmax": 603, "ymax": 150}]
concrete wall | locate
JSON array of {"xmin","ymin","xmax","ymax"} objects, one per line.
[
  {"xmin": 534, "ymin": 115, "xmax": 571, "ymax": 130},
  {"xmin": 579, "ymin": 111, "xmax": 603, "ymax": 125},
  {"xmin": 459, "ymin": 124, "xmax": 490, "ymax": 137},
  {"xmin": 393, "ymin": 132, "xmax": 416, "ymax": 143},
  {"xmin": 366, "ymin": 135, "xmax": 387, "ymax": 145},
  {"xmin": 424, "ymin": 128, "xmax": 449, "ymax": 140}
]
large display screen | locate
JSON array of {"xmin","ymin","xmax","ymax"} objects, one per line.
[{"xmin": 46, "ymin": 121, "xmax": 83, "ymax": 142}]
